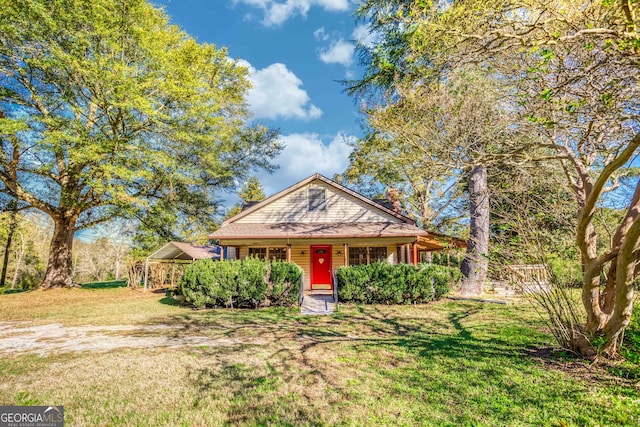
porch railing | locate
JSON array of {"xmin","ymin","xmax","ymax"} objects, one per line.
[
  {"xmin": 298, "ymin": 274, "xmax": 304, "ymax": 306},
  {"xmin": 332, "ymin": 269, "xmax": 338, "ymax": 304},
  {"xmin": 504, "ymin": 264, "xmax": 548, "ymax": 285}
]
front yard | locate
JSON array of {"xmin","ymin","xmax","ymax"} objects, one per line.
[{"xmin": 0, "ymin": 287, "xmax": 638, "ymax": 426}]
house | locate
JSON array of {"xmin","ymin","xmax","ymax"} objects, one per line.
[{"xmin": 210, "ymin": 174, "xmax": 465, "ymax": 292}]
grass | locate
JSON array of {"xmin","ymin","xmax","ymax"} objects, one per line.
[
  {"xmin": 79, "ymin": 280, "xmax": 128, "ymax": 289},
  {"xmin": 0, "ymin": 288, "xmax": 639, "ymax": 426}
]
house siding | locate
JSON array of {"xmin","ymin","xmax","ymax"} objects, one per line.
[{"xmin": 235, "ymin": 181, "xmax": 401, "ymax": 224}]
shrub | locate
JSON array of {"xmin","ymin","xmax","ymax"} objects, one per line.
[
  {"xmin": 269, "ymin": 261, "xmax": 303, "ymax": 306},
  {"xmin": 179, "ymin": 258, "xmax": 302, "ymax": 309},
  {"xmin": 337, "ymin": 262, "xmax": 461, "ymax": 304},
  {"xmin": 336, "ymin": 266, "xmax": 369, "ymax": 303},
  {"xmin": 235, "ymin": 257, "xmax": 268, "ymax": 308}
]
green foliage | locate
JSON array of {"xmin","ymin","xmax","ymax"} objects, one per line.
[
  {"xmin": 547, "ymin": 255, "xmax": 583, "ymax": 288},
  {"xmin": 235, "ymin": 257, "xmax": 268, "ymax": 308},
  {"xmin": 336, "ymin": 262, "xmax": 461, "ymax": 304},
  {"xmin": 179, "ymin": 258, "xmax": 302, "ymax": 309},
  {"xmin": 269, "ymin": 261, "xmax": 303, "ymax": 306},
  {"xmin": 0, "ymin": 0, "xmax": 281, "ymax": 285},
  {"xmin": 225, "ymin": 176, "xmax": 266, "ymax": 220},
  {"xmin": 431, "ymin": 252, "xmax": 463, "ymax": 268}
]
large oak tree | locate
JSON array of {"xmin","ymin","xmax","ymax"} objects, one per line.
[{"xmin": 0, "ymin": 0, "xmax": 280, "ymax": 288}]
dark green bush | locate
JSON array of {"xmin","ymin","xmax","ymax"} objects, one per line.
[
  {"xmin": 235, "ymin": 257, "xmax": 268, "ymax": 308},
  {"xmin": 337, "ymin": 262, "xmax": 461, "ymax": 304},
  {"xmin": 336, "ymin": 266, "xmax": 369, "ymax": 303},
  {"xmin": 269, "ymin": 261, "xmax": 303, "ymax": 306},
  {"xmin": 179, "ymin": 257, "xmax": 302, "ymax": 309}
]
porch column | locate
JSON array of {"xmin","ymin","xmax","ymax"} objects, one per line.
[
  {"xmin": 220, "ymin": 247, "xmax": 224, "ymax": 261},
  {"xmin": 143, "ymin": 257, "xmax": 150, "ymax": 292},
  {"xmin": 412, "ymin": 242, "xmax": 418, "ymax": 266},
  {"xmin": 287, "ymin": 244, "xmax": 292, "ymax": 262},
  {"xmin": 343, "ymin": 243, "xmax": 348, "ymax": 266}
]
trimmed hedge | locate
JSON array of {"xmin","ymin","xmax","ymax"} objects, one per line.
[
  {"xmin": 179, "ymin": 258, "xmax": 303, "ymax": 309},
  {"xmin": 336, "ymin": 263, "xmax": 461, "ymax": 304}
]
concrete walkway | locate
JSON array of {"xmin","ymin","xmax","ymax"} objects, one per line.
[{"xmin": 300, "ymin": 294, "xmax": 336, "ymax": 315}]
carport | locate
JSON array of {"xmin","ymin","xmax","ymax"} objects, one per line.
[{"xmin": 143, "ymin": 241, "xmax": 220, "ymax": 291}]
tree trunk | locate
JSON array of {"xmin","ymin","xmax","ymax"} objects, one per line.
[
  {"xmin": 41, "ymin": 218, "xmax": 76, "ymax": 288},
  {"xmin": 0, "ymin": 200, "xmax": 18, "ymax": 288},
  {"xmin": 10, "ymin": 233, "xmax": 25, "ymax": 289},
  {"xmin": 460, "ymin": 164, "xmax": 489, "ymax": 295}
]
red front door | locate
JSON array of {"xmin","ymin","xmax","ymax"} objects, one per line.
[{"xmin": 311, "ymin": 245, "xmax": 332, "ymax": 290}]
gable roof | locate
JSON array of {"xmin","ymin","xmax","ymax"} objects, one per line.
[{"xmin": 224, "ymin": 173, "xmax": 415, "ymax": 226}]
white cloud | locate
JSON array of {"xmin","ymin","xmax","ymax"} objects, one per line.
[
  {"xmin": 352, "ymin": 23, "xmax": 378, "ymax": 48},
  {"xmin": 313, "ymin": 27, "xmax": 329, "ymax": 41},
  {"xmin": 258, "ymin": 133, "xmax": 354, "ymax": 195},
  {"xmin": 240, "ymin": 61, "xmax": 322, "ymax": 121},
  {"xmin": 232, "ymin": 0, "xmax": 351, "ymax": 27},
  {"xmin": 318, "ymin": 39, "xmax": 355, "ymax": 67}
]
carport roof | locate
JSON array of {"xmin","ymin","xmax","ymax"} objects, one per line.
[{"xmin": 147, "ymin": 241, "xmax": 220, "ymax": 261}]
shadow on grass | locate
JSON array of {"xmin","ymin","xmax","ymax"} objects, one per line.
[
  {"xmin": 176, "ymin": 302, "xmax": 624, "ymax": 426},
  {"xmin": 159, "ymin": 296, "xmax": 181, "ymax": 307},
  {"xmin": 1, "ymin": 288, "xmax": 30, "ymax": 294},
  {"xmin": 80, "ymin": 280, "xmax": 127, "ymax": 289}
]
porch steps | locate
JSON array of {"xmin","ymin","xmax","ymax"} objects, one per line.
[{"xmin": 300, "ymin": 294, "xmax": 336, "ymax": 315}]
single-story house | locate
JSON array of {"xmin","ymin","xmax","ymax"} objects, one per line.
[{"xmin": 210, "ymin": 174, "xmax": 465, "ymax": 292}]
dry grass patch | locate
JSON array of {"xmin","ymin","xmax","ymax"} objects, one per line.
[{"xmin": 0, "ymin": 287, "xmax": 184, "ymax": 326}]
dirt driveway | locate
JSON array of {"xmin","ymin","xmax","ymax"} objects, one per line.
[{"xmin": 0, "ymin": 322, "xmax": 264, "ymax": 356}]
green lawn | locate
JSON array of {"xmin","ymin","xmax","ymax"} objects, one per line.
[{"xmin": 0, "ymin": 288, "xmax": 638, "ymax": 426}]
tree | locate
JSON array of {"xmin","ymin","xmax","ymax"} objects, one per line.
[
  {"xmin": 341, "ymin": 131, "xmax": 466, "ymax": 232},
  {"xmin": 225, "ymin": 177, "xmax": 266, "ymax": 219},
  {"xmin": 362, "ymin": 70, "xmax": 522, "ymax": 295},
  {"xmin": 0, "ymin": 0, "xmax": 281, "ymax": 287},
  {"xmin": 0, "ymin": 211, "xmax": 50, "ymax": 289},
  {"xmin": 444, "ymin": 0, "xmax": 640, "ymax": 356},
  {"xmin": 346, "ymin": 2, "xmax": 529, "ymax": 295},
  {"xmin": 360, "ymin": 0, "xmax": 640, "ymax": 356}
]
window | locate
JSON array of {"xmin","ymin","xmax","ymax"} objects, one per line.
[
  {"xmin": 248, "ymin": 247, "xmax": 267, "ymax": 260},
  {"xmin": 308, "ymin": 188, "xmax": 326, "ymax": 212},
  {"xmin": 348, "ymin": 247, "xmax": 368, "ymax": 266},
  {"xmin": 269, "ymin": 247, "xmax": 287, "ymax": 261},
  {"xmin": 348, "ymin": 247, "xmax": 388, "ymax": 266},
  {"xmin": 248, "ymin": 247, "xmax": 287, "ymax": 261},
  {"xmin": 370, "ymin": 247, "xmax": 388, "ymax": 263}
]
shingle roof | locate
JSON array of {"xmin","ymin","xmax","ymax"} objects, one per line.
[{"xmin": 209, "ymin": 222, "xmax": 429, "ymax": 240}]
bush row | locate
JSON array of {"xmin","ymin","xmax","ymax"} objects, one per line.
[
  {"xmin": 336, "ymin": 263, "xmax": 461, "ymax": 304},
  {"xmin": 179, "ymin": 258, "xmax": 303, "ymax": 309}
]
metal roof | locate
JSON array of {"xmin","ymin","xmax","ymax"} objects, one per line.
[{"xmin": 147, "ymin": 241, "xmax": 220, "ymax": 261}]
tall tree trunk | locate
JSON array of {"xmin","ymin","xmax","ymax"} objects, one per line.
[
  {"xmin": 42, "ymin": 218, "xmax": 76, "ymax": 288},
  {"xmin": 460, "ymin": 164, "xmax": 489, "ymax": 295}
]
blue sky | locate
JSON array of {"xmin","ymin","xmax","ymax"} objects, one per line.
[{"xmin": 154, "ymin": 0, "xmax": 374, "ymax": 199}]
